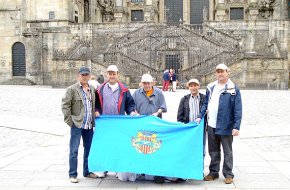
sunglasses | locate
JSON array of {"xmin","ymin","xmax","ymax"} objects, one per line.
[{"xmin": 81, "ymin": 74, "xmax": 89, "ymax": 76}]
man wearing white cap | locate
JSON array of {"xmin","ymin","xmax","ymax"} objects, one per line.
[
  {"xmin": 117, "ymin": 74, "xmax": 167, "ymax": 183},
  {"xmin": 197, "ymin": 63, "xmax": 242, "ymax": 184},
  {"xmin": 177, "ymin": 78, "xmax": 205, "ymax": 123},
  {"xmin": 95, "ymin": 65, "xmax": 136, "ymax": 178}
]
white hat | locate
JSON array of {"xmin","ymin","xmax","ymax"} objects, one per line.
[
  {"xmin": 216, "ymin": 63, "xmax": 229, "ymax": 71},
  {"xmin": 187, "ymin": 78, "xmax": 200, "ymax": 86},
  {"xmin": 107, "ymin": 65, "xmax": 118, "ymax": 72},
  {"xmin": 141, "ymin": 74, "xmax": 153, "ymax": 83}
]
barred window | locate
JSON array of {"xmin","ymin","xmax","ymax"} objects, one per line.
[
  {"xmin": 131, "ymin": 0, "xmax": 144, "ymax": 3},
  {"xmin": 131, "ymin": 10, "xmax": 144, "ymax": 21},
  {"xmin": 288, "ymin": 0, "xmax": 290, "ymax": 19},
  {"xmin": 190, "ymin": 0, "xmax": 209, "ymax": 24},
  {"xmin": 49, "ymin": 11, "xmax": 55, "ymax": 19},
  {"xmin": 230, "ymin": 8, "xmax": 244, "ymax": 20},
  {"xmin": 165, "ymin": 0, "xmax": 183, "ymax": 25}
]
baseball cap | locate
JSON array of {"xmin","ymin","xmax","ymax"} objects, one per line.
[
  {"xmin": 78, "ymin": 66, "xmax": 91, "ymax": 74},
  {"xmin": 141, "ymin": 74, "xmax": 153, "ymax": 83},
  {"xmin": 187, "ymin": 78, "xmax": 200, "ymax": 86},
  {"xmin": 107, "ymin": 65, "xmax": 118, "ymax": 72},
  {"xmin": 216, "ymin": 63, "xmax": 229, "ymax": 71}
]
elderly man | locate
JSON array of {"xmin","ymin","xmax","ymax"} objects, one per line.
[
  {"xmin": 61, "ymin": 66, "xmax": 98, "ymax": 183},
  {"xmin": 133, "ymin": 73, "xmax": 167, "ymax": 118},
  {"xmin": 95, "ymin": 65, "xmax": 136, "ymax": 178},
  {"xmin": 177, "ymin": 78, "xmax": 205, "ymax": 123},
  {"xmin": 117, "ymin": 74, "xmax": 167, "ymax": 182},
  {"xmin": 197, "ymin": 63, "xmax": 242, "ymax": 184}
]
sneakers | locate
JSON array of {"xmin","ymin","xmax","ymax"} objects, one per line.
[
  {"xmin": 95, "ymin": 172, "xmax": 107, "ymax": 178},
  {"xmin": 85, "ymin": 172, "xmax": 98, "ymax": 179},
  {"xmin": 70, "ymin": 177, "xmax": 79, "ymax": 183},
  {"xmin": 224, "ymin": 177, "xmax": 233, "ymax": 184},
  {"xmin": 203, "ymin": 174, "xmax": 219, "ymax": 181}
]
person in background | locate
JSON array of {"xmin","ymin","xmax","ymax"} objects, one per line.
[
  {"xmin": 162, "ymin": 69, "xmax": 170, "ymax": 91},
  {"xmin": 88, "ymin": 75, "xmax": 100, "ymax": 89},
  {"xmin": 61, "ymin": 66, "xmax": 98, "ymax": 183}
]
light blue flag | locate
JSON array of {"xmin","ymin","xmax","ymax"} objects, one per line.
[{"xmin": 88, "ymin": 115, "xmax": 204, "ymax": 180}]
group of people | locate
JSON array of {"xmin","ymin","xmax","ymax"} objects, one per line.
[
  {"xmin": 162, "ymin": 69, "xmax": 177, "ymax": 92},
  {"xmin": 61, "ymin": 63, "xmax": 242, "ymax": 185}
]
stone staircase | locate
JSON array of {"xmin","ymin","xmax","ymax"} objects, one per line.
[{"xmin": 1, "ymin": 77, "xmax": 36, "ymax": 85}]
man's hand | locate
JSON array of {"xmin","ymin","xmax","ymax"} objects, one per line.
[
  {"xmin": 152, "ymin": 112, "xmax": 159, "ymax": 117},
  {"xmin": 95, "ymin": 111, "xmax": 100, "ymax": 117},
  {"xmin": 130, "ymin": 111, "xmax": 139, "ymax": 116},
  {"xmin": 195, "ymin": 118, "xmax": 201, "ymax": 124},
  {"xmin": 232, "ymin": 129, "xmax": 239, "ymax": 136}
]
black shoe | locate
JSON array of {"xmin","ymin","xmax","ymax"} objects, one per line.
[
  {"xmin": 154, "ymin": 176, "xmax": 165, "ymax": 184},
  {"xmin": 172, "ymin": 178, "xmax": 187, "ymax": 183}
]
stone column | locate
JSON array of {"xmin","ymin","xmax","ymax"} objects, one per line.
[
  {"xmin": 159, "ymin": 0, "xmax": 165, "ymax": 23},
  {"xmin": 209, "ymin": 0, "xmax": 214, "ymax": 20},
  {"xmin": 183, "ymin": 0, "xmax": 190, "ymax": 24}
]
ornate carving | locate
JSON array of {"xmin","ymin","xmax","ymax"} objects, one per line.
[
  {"xmin": 258, "ymin": 0, "xmax": 278, "ymax": 19},
  {"xmin": 97, "ymin": 0, "xmax": 114, "ymax": 22}
]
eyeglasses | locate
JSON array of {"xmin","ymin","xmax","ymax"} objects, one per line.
[{"xmin": 81, "ymin": 74, "xmax": 89, "ymax": 76}]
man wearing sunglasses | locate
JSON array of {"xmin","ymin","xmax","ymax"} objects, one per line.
[{"xmin": 61, "ymin": 66, "xmax": 98, "ymax": 183}]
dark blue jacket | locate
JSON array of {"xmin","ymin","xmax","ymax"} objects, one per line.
[
  {"xmin": 163, "ymin": 71, "xmax": 170, "ymax": 81},
  {"xmin": 96, "ymin": 81, "xmax": 135, "ymax": 115},
  {"xmin": 198, "ymin": 79, "xmax": 242, "ymax": 135}
]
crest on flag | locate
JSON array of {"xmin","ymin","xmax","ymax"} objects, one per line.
[{"xmin": 131, "ymin": 130, "xmax": 162, "ymax": 154}]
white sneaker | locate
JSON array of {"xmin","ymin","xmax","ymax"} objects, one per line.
[
  {"xmin": 70, "ymin": 177, "xmax": 79, "ymax": 183},
  {"xmin": 95, "ymin": 172, "xmax": 106, "ymax": 178}
]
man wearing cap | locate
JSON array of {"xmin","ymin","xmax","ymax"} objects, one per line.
[
  {"xmin": 119, "ymin": 73, "xmax": 167, "ymax": 183},
  {"xmin": 177, "ymin": 78, "xmax": 205, "ymax": 123},
  {"xmin": 61, "ymin": 66, "xmax": 98, "ymax": 183},
  {"xmin": 95, "ymin": 65, "xmax": 136, "ymax": 178},
  {"xmin": 133, "ymin": 73, "xmax": 167, "ymax": 118},
  {"xmin": 177, "ymin": 78, "xmax": 206, "ymax": 182},
  {"xmin": 197, "ymin": 63, "xmax": 242, "ymax": 184}
]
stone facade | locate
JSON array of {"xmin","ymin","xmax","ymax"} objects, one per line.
[{"xmin": 0, "ymin": 0, "xmax": 289, "ymax": 89}]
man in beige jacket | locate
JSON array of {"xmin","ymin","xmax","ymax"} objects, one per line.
[{"xmin": 61, "ymin": 66, "xmax": 98, "ymax": 183}]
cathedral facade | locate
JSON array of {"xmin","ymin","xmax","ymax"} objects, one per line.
[{"xmin": 0, "ymin": 0, "xmax": 289, "ymax": 89}]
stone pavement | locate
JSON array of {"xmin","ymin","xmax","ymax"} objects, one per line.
[{"xmin": 1, "ymin": 85, "xmax": 290, "ymax": 190}]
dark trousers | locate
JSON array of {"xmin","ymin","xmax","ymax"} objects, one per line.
[
  {"xmin": 69, "ymin": 125, "xmax": 93, "ymax": 178},
  {"xmin": 207, "ymin": 126, "xmax": 234, "ymax": 178}
]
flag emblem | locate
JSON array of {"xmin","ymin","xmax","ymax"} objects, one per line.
[{"xmin": 131, "ymin": 130, "xmax": 162, "ymax": 154}]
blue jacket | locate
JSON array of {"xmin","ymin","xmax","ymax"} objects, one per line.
[
  {"xmin": 163, "ymin": 71, "xmax": 170, "ymax": 81},
  {"xmin": 96, "ymin": 81, "xmax": 135, "ymax": 115},
  {"xmin": 199, "ymin": 79, "xmax": 242, "ymax": 135}
]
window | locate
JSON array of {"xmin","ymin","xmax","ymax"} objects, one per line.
[
  {"xmin": 49, "ymin": 11, "xmax": 55, "ymax": 19},
  {"xmin": 131, "ymin": 0, "xmax": 144, "ymax": 3},
  {"xmin": 288, "ymin": 0, "xmax": 290, "ymax": 19},
  {"xmin": 230, "ymin": 8, "xmax": 244, "ymax": 20},
  {"xmin": 190, "ymin": 0, "xmax": 209, "ymax": 24},
  {"xmin": 165, "ymin": 0, "xmax": 183, "ymax": 25},
  {"xmin": 131, "ymin": 10, "xmax": 144, "ymax": 21}
]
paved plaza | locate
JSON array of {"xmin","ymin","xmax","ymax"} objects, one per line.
[{"xmin": 1, "ymin": 85, "xmax": 290, "ymax": 190}]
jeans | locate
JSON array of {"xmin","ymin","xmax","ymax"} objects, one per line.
[{"xmin": 69, "ymin": 125, "xmax": 93, "ymax": 178}]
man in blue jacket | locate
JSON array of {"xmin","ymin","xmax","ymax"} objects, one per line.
[{"xmin": 197, "ymin": 63, "xmax": 242, "ymax": 184}]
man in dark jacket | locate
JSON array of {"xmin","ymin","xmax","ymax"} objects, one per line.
[
  {"xmin": 177, "ymin": 78, "xmax": 206, "ymax": 182},
  {"xmin": 177, "ymin": 78, "xmax": 205, "ymax": 123},
  {"xmin": 197, "ymin": 63, "xmax": 242, "ymax": 184}
]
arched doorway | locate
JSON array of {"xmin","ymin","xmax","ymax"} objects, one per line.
[{"xmin": 12, "ymin": 42, "xmax": 26, "ymax": 76}]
